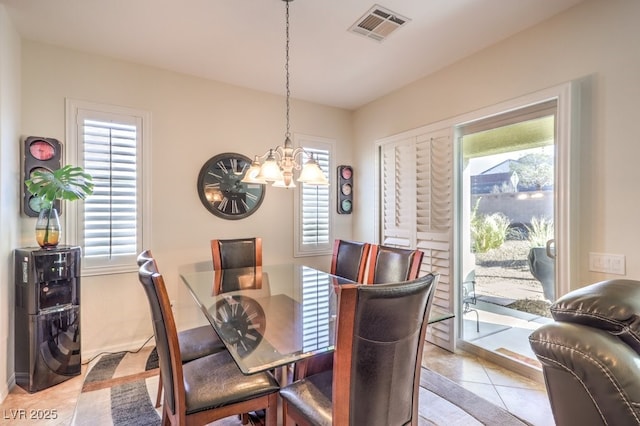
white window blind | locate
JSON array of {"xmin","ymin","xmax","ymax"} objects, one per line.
[
  {"xmin": 82, "ymin": 119, "xmax": 138, "ymax": 258},
  {"xmin": 66, "ymin": 99, "xmax": 149, "ymax": 275},
  {"xmin": 294, "ymin": 135, "xmax": 334, "ymax": 257},
  {"xmin": 301, "ymin": 148, "xmax": 330, "ymax": 244}
]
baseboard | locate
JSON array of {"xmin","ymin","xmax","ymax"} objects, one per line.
[
  {"xmin": 81, "ymin": 336, "xmax": 155, "ymax": 363},
  {"xmin": 1, "ymin": 373, "xmax": 16, "ymax": 404}
]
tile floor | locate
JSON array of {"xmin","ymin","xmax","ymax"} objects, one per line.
[
  {"xmin": 0, "ymin": 342, "xmax": 555, "ymax": 426},
  {"xmin": 422, "ymin": 343, "xmax": 554, "ymax": 426}
]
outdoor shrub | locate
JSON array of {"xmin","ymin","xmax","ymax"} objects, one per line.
[
  {"xmin": 470, "ymin": 199, "xmax": 511, "ymax": 253},
  {"xmin": 526, "ymin": 216, "xmax": 554, "ymax": 247}
]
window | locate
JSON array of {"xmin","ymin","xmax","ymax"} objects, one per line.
[
  {"xmin": 294, "ymin": 134, "xmax": 334, "ymax": 257},
  {"xmin": 65, "ymin": 99, "xmax": 150, "ymax": 275}
]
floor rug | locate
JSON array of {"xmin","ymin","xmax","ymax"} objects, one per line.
[
  {"xmin": 420, "ymin": 368, "xmax": 531, "ymax": 425},
  {"xmin": 73, "ymin": 346, "xmax": 530, "ymax": 425}
]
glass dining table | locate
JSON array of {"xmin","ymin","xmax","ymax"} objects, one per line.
[{"xmin": 179, "ymin": 263, "xmax": 453, "ymax": 375}]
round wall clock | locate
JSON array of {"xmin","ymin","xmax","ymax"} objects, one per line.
[{"xmin": 197, "ymin": 152, "xmax": 265, "ymax": 220}]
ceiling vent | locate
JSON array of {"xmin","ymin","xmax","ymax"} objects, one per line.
[{"xmin": 349, "ymin": 5, "xmax": 410, "ymax": 42}]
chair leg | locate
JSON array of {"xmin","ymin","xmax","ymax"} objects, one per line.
[
  {"xmin": 281, "ymin": 396, "xmax": 292, "ymax": 426},
  {"xmin": 267, "ymin": 393, "xmax": 278, "ymax": 425},
  {"xmin": 155, "ymin": 374, "xmax": 163, "ymax": 408}
]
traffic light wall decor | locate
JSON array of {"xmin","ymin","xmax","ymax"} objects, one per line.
[
  {"xmin": 337, "ymin": 165, "xmax": 353, "ymax": 214},
  {"xmin": 23, "ymin": 136, "xmax": 62, "ymax": 217}
]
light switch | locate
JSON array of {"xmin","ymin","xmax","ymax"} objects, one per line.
[{"xmin": 589, "ymin": 252, "xmax": 626, "ymax": 275}]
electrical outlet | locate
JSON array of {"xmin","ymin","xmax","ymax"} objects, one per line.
[{"xmin": 589, "ymin": 253, "xmax": 626, "ymax": 275}]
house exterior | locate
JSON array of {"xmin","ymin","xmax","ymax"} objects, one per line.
[{"xmin": 1, "ymin": 0, "xmax": 639, "ymax": 401}]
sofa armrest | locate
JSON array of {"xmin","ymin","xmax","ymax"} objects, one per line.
[{"xmin": 529, "ymin": 322, "xmax": 640, "ymax": 425}]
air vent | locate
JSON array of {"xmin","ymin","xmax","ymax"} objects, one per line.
[{"xmin": 349, "ymin": 5, "xmax": 410, "ymax": 42}]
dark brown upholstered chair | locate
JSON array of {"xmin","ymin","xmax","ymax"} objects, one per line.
[
  {"xmin": 211, "ymin": 237, "xmax": 262, "ymax": 270},
  {"xmin": 281, "ymin": 273, "xmax": 438, "ymax": 426},
  {"xmin": 136, "ymin": 250, "xmax": 226, "ymax": 407},
  {"xmin": 365, "ymin": 245, "xmax": 424, "ymax": 284},
  {"xmin": 296, "ymin": 244, "xmax": 424, "ymax": 380},
  {"xmin": 137, "ymin": 260, "xmax": 279, "ymax": 425},
  {"xmin": 330, "ymin": 239, "xmax": 371, "ymax": 283},
  {"xmin": 529, "ymin": 279, "xmax": 640, "ymax": 426}
]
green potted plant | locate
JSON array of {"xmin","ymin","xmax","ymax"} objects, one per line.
[
  {"xmin": 525, "ymin": 216, "xmax": 555, "ymax": 301},
  {"xmin": 25, "ymin": 165, "xmax": 94, "ymax": 248},
  {"xmin": 470, "ymin": 198, "xmax": 511, "ymax": 253}
]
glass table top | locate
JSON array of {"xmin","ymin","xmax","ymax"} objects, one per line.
[{"xmin": 179, "ymin": 263, "xmax": 453, "ymax": 374}]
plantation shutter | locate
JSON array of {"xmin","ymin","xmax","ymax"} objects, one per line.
[
  {"xmin": 79, "ymin": 112, "xmax": 140, "ymax": 266},
  {"xmin": 301, "ymin": 147, "xmax": 331, "ymax": 248},
  {"xmin": 295, "ymin": 134, "xmax": 334, "ymax": 257},
  {"xmin": 380, "ymin": 139, "xmax": 416, "ymax": 248},
  {"xmin": 415, "ymin": 129, "xmax": 453, "ymax": 350},
  {"xmin": 379, "ymin": 127, "xmax": 454, "ymax": 351}
]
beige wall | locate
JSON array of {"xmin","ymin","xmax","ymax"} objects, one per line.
[
  {"xmin": 16, "ymin": 41, "xmax": 353, "ymax": 358},
  {"xmin": 0, "ymin": 5, "xmax": 22, "ymax": 400},
  {"xmin": 352, "ymin": 0, "xmax": 640, "ymax": 288}
]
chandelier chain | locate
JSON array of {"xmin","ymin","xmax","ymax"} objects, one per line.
[
  {"xmin": 285, "ymin": 0, "xmax": 290, "ymax": 138},
  {"xmin": 240, "ymin": 0, "xmax": 328, "ymax": 188}
]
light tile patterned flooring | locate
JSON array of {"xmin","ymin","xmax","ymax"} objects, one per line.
[
  {"xmin": 0, "ymin": 342, "xmax": 554, "ymax": 426},
  {"xmin": 422, "ymin": 343, "xmax": 554, "ymax": 426}
]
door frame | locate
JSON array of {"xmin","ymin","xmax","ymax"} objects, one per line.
[
  {"xmin": 372, "ymin": 81, "xmax": 581, "ymax": 364},
  {"xmin": 453, "ymin": 82, "xmax": 578, "ymax": 306},
  {"xmin": 449, "ymin": 82, "xmax": 580, "ymax": 379}
]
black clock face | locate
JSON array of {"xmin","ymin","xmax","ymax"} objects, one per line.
[
  {"xmin": 197, "ymin": 153, "xmax": 265, "ymax": 220},
  {"xmin": 213, "ymin": 295, "xmax": 266, "ymax": 358}
]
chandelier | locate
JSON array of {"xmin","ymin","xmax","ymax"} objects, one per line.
[{"xmin": 241, "ymin": 0, "xmax": 329, "ymax": 189}]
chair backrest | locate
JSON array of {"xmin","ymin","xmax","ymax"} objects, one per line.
[
  {"xmin": 137, "ymin": 260, "xmax": 185, "ymax": 421},
  {"xmin": 211, "ymin": 237, "xmax": 262, "ymax": 270},
  {"xmin": 213, "ymin": 266, "xmax": 263, "ymax": 294},
  {"xmin": 137, "ymin": 249, "xmax": 157, "ymax": 268},
  {"xmin": 333, "ymin": 273, "xmax": 437, "ymax": 425},
  {"xmin": 331, "ymin": 239, "xmax": 371, "ymax": 283},
  {"xmin": 366, "ymin": 245, "xmax": 424, "ymax": 284}
]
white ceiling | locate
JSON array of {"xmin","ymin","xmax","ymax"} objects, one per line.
[{"xmin": 1, "ymin": 0, "xmax": 584, "ymax": 110}]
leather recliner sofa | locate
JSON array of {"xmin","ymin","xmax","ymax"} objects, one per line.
[{"xmin": 529, "ymin": 279, "xmax": 640, "ymax": 426}]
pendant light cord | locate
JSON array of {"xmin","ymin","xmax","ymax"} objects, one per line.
[{"xmin": 285, "ymin": 0, "xmax": 291, "ymax": 139}]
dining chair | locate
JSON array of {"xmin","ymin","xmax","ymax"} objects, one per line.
[
  {"xmin": 136, "ymin": 250, "xmax": 226, "ymax": 408},
  {"xmin": 137, "ymin": 260, "xmax": 280, "ymax": 425},
  {"xmin": 295, "ymin": 244, "xmax": 425, "ymax": 380},
  {"xmin": 211, "ymin": 237, "xmax": 263, "ymax": 270},
  {"xmin": 280, "ymin": 273, "xmax": 438, "ymax": 426},
  {"xmin": 366, "ymin": 244, "xmax": 425, "ymax": 284},
  {"xmin": 330, "ymin": 239, "xmax": 371, "ymax": 283}
]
